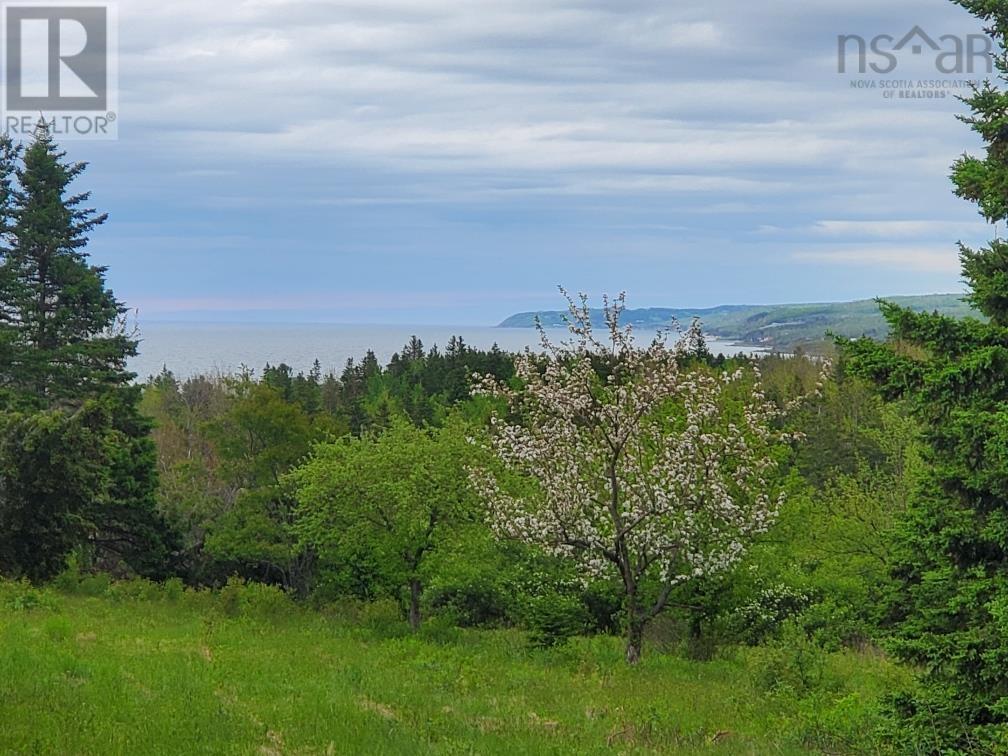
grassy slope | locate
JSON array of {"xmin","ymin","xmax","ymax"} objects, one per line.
[
  {"xmin": 0, "ymin": 588, "xmax": 908, "ymax": 755},
  {"xmin": 499, "ymin": 294, "xmax": 977, "ymax": 350}
]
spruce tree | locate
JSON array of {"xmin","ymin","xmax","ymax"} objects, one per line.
[
  {"xmin": 0, "ymin": 125, "xmax": 176, "ymax": 580},
  {"xmin": 841, "ymin": 2, "xmax": 1008, "ymax": 749},
  {"xmin": 0, "ymin": 125, "xmax": 135, "ymax": 406}
]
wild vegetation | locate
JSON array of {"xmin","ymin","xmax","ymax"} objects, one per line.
[{"xmin": 4, "ymin": 0, "xmax": 1008, "ymax": 752}]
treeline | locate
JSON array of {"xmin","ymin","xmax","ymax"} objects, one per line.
[
  {"xmin": 135, "ymin": 340, "xmax": 910, "ymax": 653},
  {"xmin": 138, "ymin": 338, "xmax": 514, "ymax": 593}
]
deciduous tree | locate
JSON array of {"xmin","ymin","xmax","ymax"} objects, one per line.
[
  {"xmin": 470, "ymin": 291, "xmax": 800, "ymax": 663},
  {"xmin": 292, "ymin": 418, "xmax": 478, "ymax": 629}
]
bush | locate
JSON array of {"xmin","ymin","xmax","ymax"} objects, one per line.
[
  {"xmin": 77, "ymin": 573, "xmax": 112, "ymax": 597},
  {"xmin": 582, "ymin": 582, "xmax": 622, "ymax": 635},
  {"xmin": 1, "ymin": 580, "xmax": 60, "ymax": 612},
  {"xmin": 163, "ymin": 577, "xmax": 185, "ymax": 602},
  {"xmin": 106, "ymin": 578, "xmax": 162, "ymax": 603},
  {"xmin": 795, "ymin": 596, "xmax": 872, "ymax": 651},
  {"xmin": 236, "ymin": 580, "xmax": 293, "ymax": 617},
  {"xmin": 750, "ymin": 621, "xmax": 834, "ymax": 695},
  {"xmin": 526, "ymin": 594, "xmax": 588, "ymax": 649},
  {"xmin": 793, "ymin": 690, "xmax": 889, "ymax": 754},
  {"xmin": 726, "ymin": 582, "xmax": 813, "ymax": 646},
  {"xmin": 427, "ymin": 576, "xmax": 513, "ymax": 628},
  {"xmin": 417, "ymin": 614, "xmax": 466, "ymax": 645},
  {"xmin": 51, "ymin": 552, "xmax": 84, "ymax": 594},
  {"xmin": 214, "ymin": 577, "xmax": 291, "ymax": 618},
  {"xmin": 319, "ymin": 598, "xmax": 412, "ymax": 638}
]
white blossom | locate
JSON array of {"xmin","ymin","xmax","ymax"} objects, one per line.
[{"xmin": 468, "ymin": 291, "xmax": 814, "ymax": 660}]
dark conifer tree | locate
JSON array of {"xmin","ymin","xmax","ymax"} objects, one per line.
[
  {"xmin": 0, "ymin": 126, "xmax": 138, "ymax": 406},
  {"xmin": 842, "ymin": 3, "xmax": 1008, "ymax": 748},
  {"xmin": 0, "ymin": 125, "xmax": 176, "ymax": 579}
]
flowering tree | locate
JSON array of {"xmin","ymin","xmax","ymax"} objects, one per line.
[{"xmin": 470, "ymin": 291, "xmax": 801, "ymax": 663}]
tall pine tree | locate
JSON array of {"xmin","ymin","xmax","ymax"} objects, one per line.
[
  {"xmin": 841, "ymin": 2, "xmax": 1008, "ymax": 750},
  {"xmin": 0, "ymin": 125, "xmax": 176, "ymax": 580}
]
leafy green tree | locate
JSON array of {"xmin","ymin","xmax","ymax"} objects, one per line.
[
  {"xmin": 292, "ymin": 418, "xmax": 478, "ymax": 629},
  {"xmin": 840, "ymin": 2, "xmax": 1008, "ymax": 747},
  {"xmin": 204, "ymin": 381, "xmax": 320, "ymax": 592},
  {"xmin": 140, "ymin": 371, "xmax": 236, "ymax": 583}
]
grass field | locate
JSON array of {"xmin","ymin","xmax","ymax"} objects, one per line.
[{"xmin": 0, "ymin": 580, "xmax": 909, "ymax": 755}]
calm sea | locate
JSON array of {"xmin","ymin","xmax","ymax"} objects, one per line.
[{"xmin": 127, "ymin": 322, "xmax": 764, "ymax": 380}]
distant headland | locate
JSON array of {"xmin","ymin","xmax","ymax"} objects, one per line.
[{"xmin": 499, "ymin": 294, "xmax": 976, "ymax": 352}]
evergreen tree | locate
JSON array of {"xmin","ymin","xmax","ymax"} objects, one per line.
[
  {"xmin": 0, "ymin": 126, "xmax": 176, "ymax": 579},
  {"xmin": 841, "ymin": 2, "xmax": 1008, "ymax": 748},
  {"xmin": 0, "ymin": 126, "xmax": 137, "ymax": 406}
]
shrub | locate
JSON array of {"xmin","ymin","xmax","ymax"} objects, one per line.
[
  {"xmin": 217, "ymin": 577, "xmax": 245, "ymax": 617},
  {"xmin": 750, "ymin": 621, "xmax": 834, "ymax": 695},
  {"xmin": 51, "ymin": 552, "xmax": 84, "ymax": 594},
  {"xmin": 1, "ymin": 580, "xmax": 60, "ymax": 612},
  {"xmin": 237, "ymin": 581, "xmax": 293, "ymax": 618},
  {"xmin": 526, "ymin": 594, "xmax": 588, "ymax": 649},
  {"xmin": 162, "ymin": 577, "xmax": 185, "ymax": 602},
  {"xmin": 77, "ymin": 573, "xmax": 112, "ymax": 597},
  {"xmin": 106, "ymin": 578, "xmax": 161, "ymax": 603},
  {"xmin": 427, "ymin": 576, "xmax": 513, "ymax": 628},
  {"xmin": 727, "ymin": 582, "xmax": 814, "ymax": 646},
  {"xmin": 795, "ymin": 596, "xmax": 872, "ymax": 652},
  {"xmin": 215, "ymin": 577, "xmax": 293, "ymax": 619},
  {"xmin": 417, "ymin": 614, "xmax": 465, "ymax": 645}
]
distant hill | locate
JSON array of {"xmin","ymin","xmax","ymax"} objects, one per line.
[{"xmin": 498, "ymin": 294, "xmax": 978, "ymax": 351}]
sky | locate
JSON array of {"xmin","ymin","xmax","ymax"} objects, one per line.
[{"xmin": 51, "ymin": 0, "xmax": 1003, "ymax": 325}]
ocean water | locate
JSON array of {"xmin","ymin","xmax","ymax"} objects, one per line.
[{"xmin": 127, "ymin": 322, "xmax": 764, "ymax": 380}]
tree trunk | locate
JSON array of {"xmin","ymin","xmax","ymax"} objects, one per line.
[
  {"xmin": 408, "ymin": 578, "xmax": 422, "ymax": 631},
  {"xmin": 626, "ymin": 615, "xmax": 644, "ymax": 664},
  {"xmin": 625, "ymin": 590, "xmax": 644, "ymax": 664}
]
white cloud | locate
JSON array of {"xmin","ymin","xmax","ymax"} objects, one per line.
[
  {"xmin": 793, "ymin": 245, "xmax": 961, "ymax": 272},
  {"xmin": 78, "ymin": 0, "xmax": 992, "ymax": 317},
  {"xmin": 807, "ymin": 220, "xmax": 990, "ymax": 238}
]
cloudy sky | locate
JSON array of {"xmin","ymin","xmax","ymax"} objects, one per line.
[{"xmin": 60, "ymin": 0, "xmax": 998, "ymax": 324}]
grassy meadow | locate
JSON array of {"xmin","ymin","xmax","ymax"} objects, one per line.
[{"xmin": 0, "ymin": 579, "xmax": 909, "ymax": 755}]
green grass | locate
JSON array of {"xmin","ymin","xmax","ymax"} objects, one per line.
[{"xmin": 0, "ymin": 581, "xmax": 909, "ymax": 755}]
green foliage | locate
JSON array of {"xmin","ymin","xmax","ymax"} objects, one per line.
[
  {"xmin": 425, "ymin": 526, "xmax": 517, "ymax": 627},
  {"xmin": 751, "ymin": 621, "xmax": 834, "ymax": 695},
  {"xmin": 0, "ymin": 398, "xmax": 175, "ymax": 582},
  {"xmin": 727, "ymin": 581, "xmax": 814, "ymax": 647},
  {"xmin": 139, "ymin": 340, "xmax": 515, "ymax": 590},
  {"xmin": 1, "ymin": 579, "xmax": 60, "ymax": 611},
  {"xmin": 525, "ymin": 593, "xmax": 589, "ymax": 649},
  {"xmin": 0, "ymin": 403, "xmax": 110, "ymax": 581},
  {"xmin": 0, "ymin": 128, "xmax": 128, "ymax": 408},
  {"xmin": 105, "ymin": 577, "xmax": 162, "ymax": 603},
  {"xmin": 833, "ymin": 1, "xmax": 1008, "ymax": 748},
  {"xmin": 292, "ymin": 417, "xmax": 480, "ymax": 629},
  {"xmin": 0, "ymin": 129, "xmax": 176, "ymax": 582}
]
